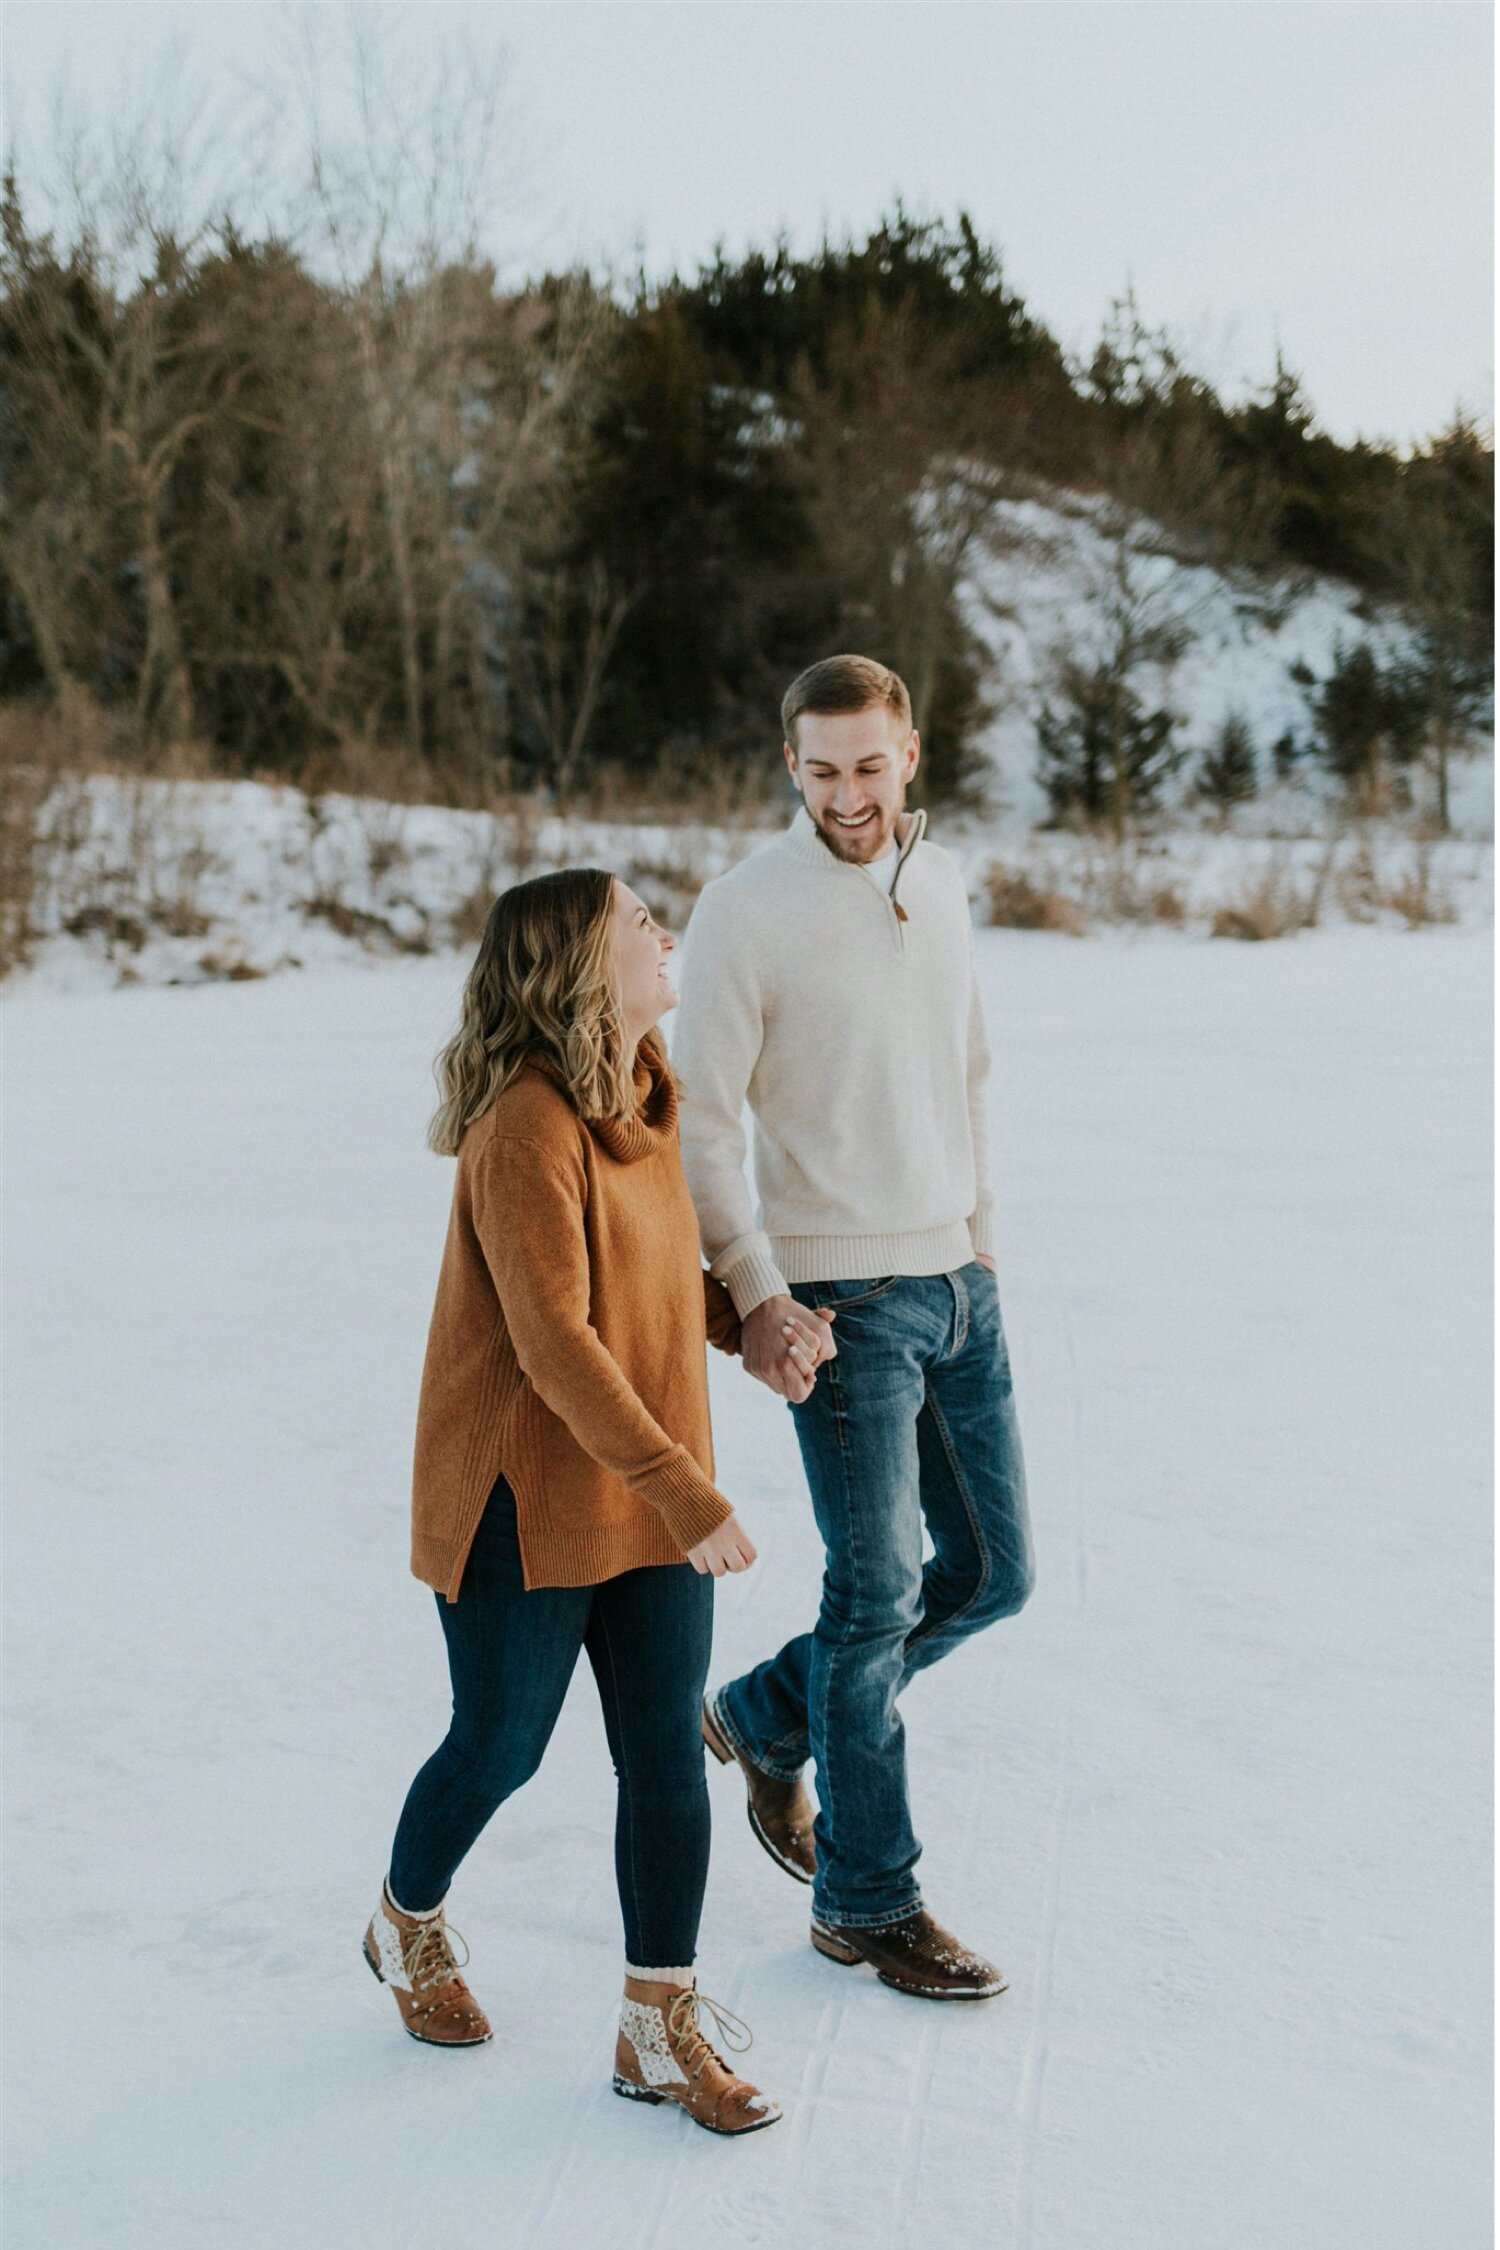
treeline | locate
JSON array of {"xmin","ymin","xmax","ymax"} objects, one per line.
[{"xmin": 1, "ymin": 180, "xmax": 1491, "ymax": 815}]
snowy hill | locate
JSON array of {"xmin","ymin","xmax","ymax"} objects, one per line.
[{"xmin": 962, "ymin": 485, "xmax": 1493, "ymax": 834}]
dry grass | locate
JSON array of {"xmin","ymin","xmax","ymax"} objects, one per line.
[
  {"xmin": 1333, "ymin": 837, "xmax": 1457, "ymax": 929},
  {"xmin": 2, "ymin": 700, "xmax": 1481, "ymax": 983},
  {"xmin": 1210, "ymin": 867, "xmax": 1320, "ymax": 940},
  {"xmin": 983, "ymin": 842, "xmax": 1186, "ymax": 933},
  {"xmin": 1085, "ymin": 854, "xmax": 1187, "ymax": 926},
  {"xmin": 586, "ymin": 749, "xmax": 788, "ymax": 830},
  {"xmin": 1, "ymin": 703, "xmax": 243, "ymax": 976},
  {"xmin": 1384, "ymin": 849, "xmax": 1458, "ymax": 928},
  {"xmin": 1, "ymin": 751, "xmax": 58, "ymax": 975},
  {"xmin": 195, "ymin": 948, "xmax": 271, "ymax": 982},
  {"xmin": 982, "ymin": 863, "xmax": 1088, "ymax": 934},
  {"xmin": 302, "ymin": 896, "xmax": 434, "ymax": 955}
]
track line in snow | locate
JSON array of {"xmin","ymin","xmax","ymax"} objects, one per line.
[{"xmin": 1009, "ymin": 1281, "xmax": 1086, "ymax": 2247}]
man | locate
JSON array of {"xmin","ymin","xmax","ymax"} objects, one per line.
[{"xmin": 671, "ymin": 653, "xmax": 1033, "ymax": 2001}]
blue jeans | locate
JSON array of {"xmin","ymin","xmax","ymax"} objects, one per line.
[
  {"xmin": 388, "ymin": 1476, "xmax": 715, "ymax": 1967},
  {"xmin": 715, "ymin": 1262, "xmax": 1033, "ymax": 1927}
]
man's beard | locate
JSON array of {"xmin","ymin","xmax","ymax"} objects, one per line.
[{"xmin": 811, "ymin": 803, "xmax": 902, "ymax": 863}]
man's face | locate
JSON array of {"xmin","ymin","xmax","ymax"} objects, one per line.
[{"xmin": 783, "ymin": 706, "xmax": 920, "ymax": 864}]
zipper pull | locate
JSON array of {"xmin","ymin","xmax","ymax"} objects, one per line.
[{"xmin": 893, "ymin": 902, "xmax": 909, "ymax": 922}]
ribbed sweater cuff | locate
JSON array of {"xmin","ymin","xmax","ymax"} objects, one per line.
[
  {"xmin": 718, "ymin": 1247, "xmax": 791, "ymax": 1320},
  {"xmin": 968, "ymin": 1204, "xmax": 996, "ymax": 1258},
  {"xmin": 637, "ymin": 1450, "xmax": 736, "ymax": 1551}
]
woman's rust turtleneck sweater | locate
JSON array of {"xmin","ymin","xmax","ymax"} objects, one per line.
[{"xmin": 410, "ymin": 1039, "xmax": 740, "ymax": 1595}]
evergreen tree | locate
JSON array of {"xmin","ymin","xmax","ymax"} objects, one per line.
[
  {"xmin": 1036, "ymin": 660, "xmax": 1183, "ymax": 828},
  {"xmin": 1307, "ymin": 638, "xmax": 1425, "ymax": 793},
  {"xmin": 1197, "ymin": 711, "xmax": 1258, "ymax": 814}
]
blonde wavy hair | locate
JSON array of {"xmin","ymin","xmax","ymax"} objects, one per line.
[{"xmin": 428, "ymin": 868, "xmax": 649, "ymax": 1154}]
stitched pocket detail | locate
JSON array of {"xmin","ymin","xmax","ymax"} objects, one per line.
[{"xmin": 822, "ymin": 1274, "xmax": 901, "ymax": 1310}]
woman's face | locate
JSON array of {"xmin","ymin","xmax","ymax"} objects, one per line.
[{"xmin": 611, "ymin": 879, "xmax": 679, "ymax": 1039}]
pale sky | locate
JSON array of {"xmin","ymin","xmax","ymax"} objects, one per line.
[{"xmin": 2, "ymin": 0, "xmax": 1492, "ymax": 449}]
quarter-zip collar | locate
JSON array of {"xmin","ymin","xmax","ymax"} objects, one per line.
[
  {"xmin": 786, "ymin": 803, "xmax": 926, "ymax": 881},
  {"xmin": 785, "ymin": 804, "xmax": 926, "ymax": 941},
  {"xmin": 787, "ymin": 805, "xmax": 926, "ymax": 954}
]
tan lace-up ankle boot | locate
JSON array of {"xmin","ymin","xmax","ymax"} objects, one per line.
[
  {"xmin": 362, "ymin": 1884, "xmax": 492, "ymax": 2046},
  {"xmin": 613, "ymin": 1974, "xmax": 782, "ymax": 2136}
]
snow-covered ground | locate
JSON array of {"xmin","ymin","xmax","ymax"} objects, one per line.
[{"xmin": 3, "ymin": 926, "xmax": 1491, "ymax": 2248}]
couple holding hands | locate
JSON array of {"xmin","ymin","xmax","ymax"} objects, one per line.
[{"xmin": 363, "ymin": 655, "xmax": 1034, "ymax": 2136}]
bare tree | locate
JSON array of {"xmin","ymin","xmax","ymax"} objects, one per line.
[
  {"xmin": 0, "ymin": 69, "xmax": 273, "ymax": 754},
  {"xmin": 283, "ymin": 17, "xmax": 608, "ymax": 776},
  {"xmin": 514, "ymin": 556, "xmax": 635, "ymax": 807}
]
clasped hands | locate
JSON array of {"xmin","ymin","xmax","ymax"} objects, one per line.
[
  {"xmin": 742, "ymin": 1293, "xmax": 839, "ymax": 1403},
  {"xmin": 743, "ymin": 1265, "xmax": 990, "ymax": 1401}
]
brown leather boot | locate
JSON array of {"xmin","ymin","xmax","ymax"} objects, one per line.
[
  {"xmin": 362, "ymin": 1885, "xmax": 493, "ymax": 2046},
  {"xmin": 702, "ymin": 1692, "xmax": 816, "ymax": 1885},
  {"xmin": 810, "ymin": 1908, "xmax": 1008, "ymax": 2000},
  {"xmin": 613, "ymin": 1975, "xmax": 782, "ymax": 2136}
]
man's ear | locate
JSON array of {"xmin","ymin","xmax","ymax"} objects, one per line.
[
  {"xmin": 782, "ymin": 740, "xmax": 802, "ymax": 790},
  {"xmin": 905, "ymin": 730, "xmax": 921, "ymax": 780}
]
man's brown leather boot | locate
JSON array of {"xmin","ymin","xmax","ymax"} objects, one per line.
[
  {"xmin": 613, "ymin": 1975, "xmax": 782, "ymax": 2136},
  {"xmin": 362, "ymin": 1885, "xmax": 493, "ymax": 2046},
  {"xmin": 702, "ymin": 1692, "xmax": 816, "ymax": 1884},
  {"xmin": 810, "ymin": 1908, "xmax": 1007, "ymax": 2000}
]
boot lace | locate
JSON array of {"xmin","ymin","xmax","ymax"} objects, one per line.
[
  {"xmin": 403, "ymin": 1917, "xmax": 470, "ymax": 1993},
  {"xmin": 665, "ymin": 1987, "xmax": 752, "ymax": 2081}
]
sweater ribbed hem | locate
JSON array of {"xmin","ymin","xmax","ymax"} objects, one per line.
[
  {"xmin": 415, "ymin": 1509, "xmax": 701, "ymax": 1596},
  {"xmin": 968, "ymin": 1204, "xmax": 996, "ymax": 1259},
  {"xmin": 772, "ymin": 1221, "xmax": 978, "ymax": 1285}
]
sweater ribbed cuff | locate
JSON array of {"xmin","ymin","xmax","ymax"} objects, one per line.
[
  {"xmin": 718, "ymin": 1246, "xmax": 791, "ymax": 1321},
  {"xmin": 968, "ymin": 1203, "xmax": 996, "ymax": 1259},
  {"xmin": 637, "ymin": 1449, "xmax": 736, "ymax": 1552}
]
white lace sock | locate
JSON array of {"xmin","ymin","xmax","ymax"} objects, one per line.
[
  {"xmin": 625, "ymin": 1962, "xmax": 696, "ymax": 1987},
  {"xmin": 384, "ymin": 1879, "xmax": 444, "ymax": 1922}
]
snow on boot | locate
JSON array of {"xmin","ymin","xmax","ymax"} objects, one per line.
[
  {"xmin": 702, "ymin": 1691, "xmax": 816, "ymax": 1884},
  {"xmin": 613, "ymin": 1975, "xmax": 782, "ymax": 2136},
  {"xmin": 810, "ymin": 1906, "xmax": 1007, "ymax": 2000},
  {"xmin": 362, "ymin": 1884, "xmax": 492, "ymax": 2046}
]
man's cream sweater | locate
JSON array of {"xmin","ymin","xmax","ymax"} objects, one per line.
[{"xmin": 671, "ymin": 804, "xmax": 995, "ymax": 1317}]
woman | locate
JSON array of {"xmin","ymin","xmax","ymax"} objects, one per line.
[{"xmin": 363, "ymin": 869, "xmax": 829, "ymax": 2137}]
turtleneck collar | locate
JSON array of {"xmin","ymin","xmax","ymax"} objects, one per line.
[{"xmin": 522, "ymin": 1038, "xmax": 677, "ymax": 1164}]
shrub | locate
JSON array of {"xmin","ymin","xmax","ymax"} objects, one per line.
[
  {"xmin": 1210, "ymin": 866, "xmax": 1318, "ymax": 940},
  {"xmin": 982, "ymin": 863, "xmax": 1087, "ymax": 933}
]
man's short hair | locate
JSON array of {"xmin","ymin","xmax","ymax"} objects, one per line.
[{"xmin": 782, "ymin": 655, "xmax": 913, "ymax": 752}]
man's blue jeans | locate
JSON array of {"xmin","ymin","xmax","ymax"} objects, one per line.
[{"xmin": 715, "ymin": 1262, "xmax": 1033, "ymax": 1928}]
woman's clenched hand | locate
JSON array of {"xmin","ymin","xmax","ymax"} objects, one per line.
[{"xmin": 686, "ymin": 1515, "xmax": 759, "ymax": 1576}]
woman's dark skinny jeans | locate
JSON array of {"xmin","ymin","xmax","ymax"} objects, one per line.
[{"xmin": 387, "ymin": 1476, "xmax": 714, "ymax": 1968}]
